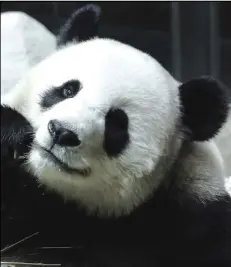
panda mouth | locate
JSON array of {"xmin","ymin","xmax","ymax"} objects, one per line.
[{"xmin": 34, "ymin": 143, "xmax": 90, "ymax": 176}]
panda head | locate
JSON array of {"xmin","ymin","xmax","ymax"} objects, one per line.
[{"xmin": 2, "ymin": 5, "xmax": 229, "ymax": 217}]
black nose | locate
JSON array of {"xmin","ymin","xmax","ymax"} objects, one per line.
[{"xmin": 47, "ymin": 120, "xmax": 81, "ymax": 147}]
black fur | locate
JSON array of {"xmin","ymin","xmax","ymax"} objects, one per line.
[
  {"xmin": 179, "ymin": 76, "xmax": 229, "ymax": 141},
  {"xmin": 57, "ymin": 4, "xmax": 101, "ymax": 47},
  {"xmin": 1, "ymin": 105, "xmax": 33, "ymax": 163},
  {"xmin": 40, "ymin": 80, "xmax": 81, "ymax": 109},
  {"xmin": 104, "ymin": 108, "xmax": 129, "ymax": 157}
]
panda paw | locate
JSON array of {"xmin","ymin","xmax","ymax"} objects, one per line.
[{"xmin": 1, "ymin": 105, "xmax": 33, "ymax": 163}]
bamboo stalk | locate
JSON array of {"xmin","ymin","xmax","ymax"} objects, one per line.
[
  {"xmin": 1, "ymin": 232, "xmax": 39, "ymax": 254},
  {"xmin": 1, "ymin": 262, "xmax": 61, "ymax": 266},
  {"xmin": 39, "ymin": 247, "xmax": 73, "ymax": 249}
]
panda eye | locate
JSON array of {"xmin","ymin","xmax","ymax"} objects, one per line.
[
  {"xmin": 40, "ymin": 80, "xmax": 82, "ymax": 110},
  {"xmin": 62, "ymin": 86, "xmax": 75, "ymax": 98},
  {"xmin": 61, "ymin": 80, "xmax": 81, "ymax": 98}
]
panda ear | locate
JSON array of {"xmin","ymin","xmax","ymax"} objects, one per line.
[
  {"xmin": 179, "ymin": 76, "xmax": 229, "ymax": 141},
  {"xmin": 57, "ymin": 4, "xmax": 101, "ymax": 47},
  {"xmin": 1, "ymin": 105, "xmax": 33, "ymax": 162}
]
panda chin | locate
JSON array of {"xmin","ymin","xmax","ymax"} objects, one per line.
[{"xmin": 31, "ymin": 142, "xmax": 91, "ymax": 177}]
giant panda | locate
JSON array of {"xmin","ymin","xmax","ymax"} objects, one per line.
[{"xmin": 1, "ymin": 5, "xmax": 231, "ymax": 267}]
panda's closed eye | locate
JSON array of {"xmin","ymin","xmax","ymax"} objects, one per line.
[{"xmin": 40, "ymin": 80, "xmax": 82, "ymax": 109}]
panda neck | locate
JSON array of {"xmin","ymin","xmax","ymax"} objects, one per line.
[{"xmin": 168, "ymin": 140, "xmax": 227, "ymax": 203}]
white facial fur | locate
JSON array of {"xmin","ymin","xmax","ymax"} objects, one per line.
[{"xmin": 3, "ymin": 38, "xmax": 227, "ymax": 217}]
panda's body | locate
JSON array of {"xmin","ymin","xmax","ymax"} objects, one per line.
[{"xmin": 1, "ymin": 5, "xmax": 231, "ymax": 267}]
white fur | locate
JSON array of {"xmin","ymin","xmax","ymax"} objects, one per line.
[
  {"xmin": 225, "ymin": 176, "xmax": 231, "ymax": 196},
  {"xmin": 214, "ymin": 110, "xmax": 231, "ymax": 177},
  {"xmin": 174, "ymin": 141, "xmax": 227, "ymax": 202},
  {"xmin": 1, "ymin": 12, "xmax": 56, "ymax": 96},
  {"xmin": 3, "ymin": 38, "xmax": 227, "ymax": 217}
]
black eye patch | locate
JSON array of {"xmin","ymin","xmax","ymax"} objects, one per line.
[
  {"xmin": 39, "ymin": 80, "xmax": 81, "ymax": 109},
  {"xmin": 103, "ymin": 108, "xmax": 129, "ymax": 157}
]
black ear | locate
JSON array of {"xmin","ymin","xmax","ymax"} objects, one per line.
[
  {"xmin": 57, "ymin": 4, "xmax": 101, "ymax": 47},
  {"xmin": 1, "ymin": 105, "xmax": 33, "ymax": 163},
  {"xmin": 179, "ymin": 76, "xmax": 229, "ymax": 141}
]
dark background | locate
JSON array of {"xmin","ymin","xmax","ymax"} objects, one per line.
[{"xmin": 1, "ymin": 1, "xmax": 231, "ymax": 86}]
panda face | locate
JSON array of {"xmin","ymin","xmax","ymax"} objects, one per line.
[{"xmin": 16, "ymin": 38, "xmax": 181, "ymax": 216}]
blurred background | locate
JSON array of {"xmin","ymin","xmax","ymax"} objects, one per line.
[{"xmin": 1, "ymin": 1, "xmax": 231, "ymax": 86}]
